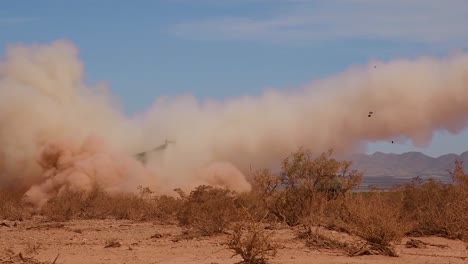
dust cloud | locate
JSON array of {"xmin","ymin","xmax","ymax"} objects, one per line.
[{"xmin": 1, "ymin": 40, "xmax": 468, "ymax": 207}]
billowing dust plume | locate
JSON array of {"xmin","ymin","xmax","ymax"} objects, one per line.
[{"xmin": 1, "ymin": 40, "xmax": 468, "ymax": 207}]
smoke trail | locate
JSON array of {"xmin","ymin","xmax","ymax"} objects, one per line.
[
  {"xmin": 140, "ymin": 51, "xmax": 468, "ymax": 180},
  {"xmin": 1, "ymin": 40, "xmax": 468, "ymax": 207}
]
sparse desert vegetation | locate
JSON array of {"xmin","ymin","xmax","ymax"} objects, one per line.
[
  {"xmin": 228, "ymin": 221, "xmax": 279, "ymax": 264},
  {"xmin": 1, "ymin": 148, "xmax": 467, "ymax": 263}
]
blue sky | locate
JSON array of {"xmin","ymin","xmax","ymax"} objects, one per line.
[{"xmin": 1, "ymin": 0, "xmax": 468, "ymax": 157}]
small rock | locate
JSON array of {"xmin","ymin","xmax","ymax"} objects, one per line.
[
  {"xmin": 105, "ymin": 240, "xmax": 122, "ymax": 248},
  {"xmin": 151, "ymin": 233, "xmax": 163, "ymax": 239}
]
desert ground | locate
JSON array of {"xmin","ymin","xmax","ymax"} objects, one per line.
[{"xmin": 1, "ymin": 218, "xmax": 466, "ymax": 264}]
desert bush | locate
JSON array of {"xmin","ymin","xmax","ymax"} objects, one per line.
[
  {"xmin": 137, "ymin": 185, "xmax": 154, "ymax": 200},
  {"xmin": 450, "ymin": 160, "xmax": 468, "ymax": 186},
  {"xmin": 136, "ymin": 185, "xmax": 183, "ymax": 222},
  {"xmin": 0, "ymin": 190, "xmax": 26, "ymax": 220},
  {"xmin": 402, "ymin": 160, "xmax": 468, "ymax": 240},
  {"xmin": 40, "ymin": 189, "xmax": 85, "ymax": 221},
  {"xmin": 305, "ymin": 232, "xmax": 347, "ymax": 250},
  {"xmin": 297, "ymin": 193, "xmax": 353, "ymax": 251},
  {"xmin": 280, "ymin": 148, "xmax": 362, "ymax": 200},
  {"xmin": 251, "ymin": 148, "xmax": 362, "ymax": 226},
  {"xmin": 94, "ymin": 192, "xmax": 155, "ymax": 220},
  {"xmin": 298, "ymin": 224, "xmax": 348, "ymax": 251},
  {"xmin": 152, "ymin": 194, "xmax": 183, "ymax": 223},
  {"xmin": 176, "ymin": 185, "xmax": 243, "ymax": 236},
  {"xmin": 249, "ymin": 168, "xmax": 285, "ymax": 222},
  {"xmin": 235, "ymin": 191, "xmax": 271, "ymax": 223},
  {"xmin": 228, "ymin": 221, "xmax": 278, "ymax": 264},
  {"xmin": 41, "ymin": 185, "xmax": 157, "ymax": 221},
  {"xmin": 241, "ymin": 170, "xmax": 279, "ymax": 223},
  {"xmin": 1, "ymin": 243, "xmax": 60, "ymax": 264},
  {"xmin": 340, "ymin": 192, "xmax": 408, "ymax": 257}
]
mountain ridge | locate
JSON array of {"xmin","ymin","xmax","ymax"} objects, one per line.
[{"xmin": 345, "ymin": 150, "xmax": 468, "ymax": 178}]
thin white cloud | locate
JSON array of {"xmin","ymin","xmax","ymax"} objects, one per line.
[{"xmin": 169, "ymin": 0, "xmax": 468, "ymax": 44}]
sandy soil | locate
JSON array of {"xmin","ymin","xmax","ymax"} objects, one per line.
[{"xmin": 0, "ymin": 218, "xmax": 467, "ymax": 264}]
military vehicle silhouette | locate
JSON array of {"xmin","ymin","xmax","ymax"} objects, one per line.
[{"xmin": 135, "ymin": 139, "xmax": 176, "ymax": 164}]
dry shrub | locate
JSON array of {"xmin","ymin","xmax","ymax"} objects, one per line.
[
  {"xmin": 298, "ymin": 203, "xmax": 351, "ymax": 254},
  {"xmin": 104, "ymin": 238, "xmax": 122, "ymax": 248},
  {"xmin": 305, "ymin": 232, "xmax": 347, "ymax": 250},
  {"xmin": 152, "ymin": 194, "xmax": 182, "ymax": 223},
  {"xmin": 40, "ymin": 189, "xmax": 87, "ymax": 221},
  {"xmin": 249, "ymin": 169, "xmax": 282, "ymax": 222},
  {"xmin": 42, "ymin": 186, "xmax": 182, "ymax": 223},
  {"xmin": 251, "ymin": 148, "xmax": 362, "ymax": 227},
  {"xmin": 451, "ymin": 160, "xmax": 468, "ymax": 185},
  {"xmin": 402, "ymin": 161, "xmax": 468, "ymax": 240},
  {"xmin": 228, "ymin": 221, "xmax": 278, "ymax": 264},
  {"xmin": 320, "ymin": 197, "xmax": 354, "ymax": 234},
  {"xmin": 0, "ymin": 252, "xmax": 59, "ymax": 264},
  {"xmin": 346, "ymin": 241, "xmax": 396, "ymax": 257},
  {"xmin": 1, "ymin": 246, "xmax": 60, "ymax": 264},
  {"xmin": 340, "ymin": 192, "xmax": 407, "ymax": 257},
  {"xmin": 0, "ymin": 190, "xmax": 26, "ymax": 221},
  {"xmin": 41, "ymin": 185, "xmax": 156, "ymax": 221},
  {"xmin": 235, "ymin": 185, "xmax": 285, "ymax": 226},
  {"xmin": 171, "ymin": 229, "xmax": 198, "ymax": 242},
  {"xmin": 298, "ymin": 225, "xmax": 348, "ymax": 251},
  {"xmin": 93, "ymin": 192, "xmax": 155, "ymax": 220},
  {"xmin": 405, "ymin": 238, "xmax": 428, "ymax": 248},
  {"xmin": 24, "ymin": 242, "xmax": 42, "ymax": 255},
  {"xmin": 176, "ymin": 185, "xmax": 242, "ymax": 236},
  {"xmin": 404, "ymin": 238, "xmax": 449, "ymax": 249},
  {"xmin": 297, "ymin": 192, "xmax": 349, "ymax": 245}
]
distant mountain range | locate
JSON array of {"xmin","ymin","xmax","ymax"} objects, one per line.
[{"xmin": 348, "ymin": 151, "xmax": 468, "ymax": 178}]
